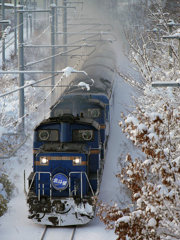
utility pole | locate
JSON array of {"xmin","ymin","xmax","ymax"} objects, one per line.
[
  {"xmin": 163, "ymin": 34, "xmax": 180, "ymax": 69},
  {"xmin": 62, "ymin": 0, "xmax": 67, "ymax": 67},
  {"xmin": 152, "ymin": 82, "xmax": 180, "ymax": 88},
  {"xmin": 167, "ymin": 20, "xmax": 180, "ymax": 68},
  {"xmin": 26, "ymin": 0, "xmax": 29, "ymax": 39},
  {"xmin": 50, "ymin": 4, "xmax": 56, "ymax": 104},
  {"xmin": 33, "ymin": 0, "xmax": 36, "ymax": 27},
  {"xmin": 29, "ymin": 13, "xmax": 33, "ymax": 38},
  {"xmin": 18, "ymin": 6, "xmax": 25, "ymax": 132},
  {"xmin": 14, "ymin": 0, "xmax": 17, "ymax": 54},
  {"xmin": 2, "ymin": 0, "xmax": 5, "ymax": 69},
  {"xmin": 55, "ymin": 0, "xmax": 58, "ymax": 44},
  {"xmin": 160, "ymin": 20, "xmax": 180, "ymax": 69},
  {"xmin": 0, "ymin": 20, "xmax": 10, "ymax": 70}
]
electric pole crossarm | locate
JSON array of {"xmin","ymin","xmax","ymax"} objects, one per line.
[
  {"xmin": 64, "ymin": 1, "xmax": 83, "ymax": 3},
  {"xmin": 0, "ymin": 20, "xmax": 11, "ymax": 24},
  {"xmin": 17, "ymin": 10, "xmax": 51, "ymax": 13},
  {"xmin": 152, "ymin": 82, "xmax": 180, "ymax": 87},
  {"xmin": 162, "ymin": 34, "xmax": 180, "ymax": 68},
  {"xmin": 163, "ymin": 35, "xmax": 180, "ymax": 39},
  {"xmin": 0, "ymin": 70, "xmax": 68, "ymax": 74},
  {"xmin": 17, "ymin": 6, "xmax": 75, "ymax": 13},
  {"xmin": 23, "ymin": 44, "xmax": 95, "ymax": 47}
]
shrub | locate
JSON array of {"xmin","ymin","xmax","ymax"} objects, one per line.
[
  {"xmin": 0, "ymin": 195, "xmax": 8, "ymax": 217},
  {"xmin": 0, "ymin": 173, "xmax": 15, "ymax": 216}
]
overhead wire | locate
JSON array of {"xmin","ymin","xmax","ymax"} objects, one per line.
[{"xmin": 1, "ymin": 1, "xmax": 97, "ymax": 130}]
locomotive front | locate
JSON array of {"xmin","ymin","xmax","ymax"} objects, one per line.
[{"xmin": 26, "ymin": 114, "xmax": 101, "ymax": 226}]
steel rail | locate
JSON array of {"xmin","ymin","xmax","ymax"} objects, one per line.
[
  {"xmin": 71, "ymin": 227, "xmax": 76, "ymax": 240},
  {"xmin": 40, "ymin": 226, "xmax": 48, "ymax": 240},
  {"xmin": 40, "ymin": 226, "xmax": 76, "ymax": 240}
]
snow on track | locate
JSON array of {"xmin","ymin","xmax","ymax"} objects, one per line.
[{"xmin": 42, "ymin": 227, "xmax": 76, "ymax": 240}]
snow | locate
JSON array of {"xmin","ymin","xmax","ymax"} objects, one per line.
[
  {"xmin": 148, "ymin": 218, "xmax": 157, "ymax": 227},
  {"xmin": 146, "ymin": 205, "xmax": 156, "ymax": 213},
  {"xmin": 117, "ymin": 216, "xmax": 131, "ymax": 223},
  {"xmin": 157, "ymin": 184, "xmax": 169, "ymax": 196},
  {"xmin": 0, "ymin": 32, "xmax": 15, "ymax": 66},
  {"xmin": 62, "ymin": 67, "xmax": 77, "ymax": 77},
  {"xmin": 167, "ymin": 19, "xmax": 175, "ymax": 25},
  {"xmin": 2, "ymin": 26, "xmax": 11, "ymax": 39},
  {"xmin": 0, "ymin": 127, "xmax": 7, "ymax": 138},
  {"xmin": 148, "ymin": 133, "xmax": 159, "ymax": 143},
  {"xmin": 137, "ymin": 198, "xmax": 143, "ymax": 208},
  {"xmin": 125, "ymin": 116, "xmax": 139, "ymax": 125},
  {"xmin": 126, "ymin": 170, "xmax": 133, "ymax": 176},
  {"xmin": 77, "ymin": 82, "xmax": 90, "ymax": 91},
  {"xmin": 148, "ymin": 112, "xmax": 162, "ymax": 121},
  {"xmin": 137, "ymin": 123, "xmax": 148, "ymax": 132},
  {"xmin": 143, "ymin": 159, "xmax": 153, "ymax": 166},
  {"xmin": 0, "ymin": 3, "xmax": 18, "ymax": 7}
]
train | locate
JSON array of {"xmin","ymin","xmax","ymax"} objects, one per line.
[{"xmin": 24, "ymin": 43, "xmax": 116, "ymax": 226}]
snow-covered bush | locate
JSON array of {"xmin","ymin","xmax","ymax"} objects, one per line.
[{"xmin": 0, "ymin": 173, "xmax": 15, "ymax": 216}]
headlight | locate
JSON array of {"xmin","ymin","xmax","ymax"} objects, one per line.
[
  {"xmin": 73, "ymin": 157, "xmax": 82, "ymax": 165},
  {"xmin": 40, "ymin": 156, "xmax": 49, "ymax": 165}
]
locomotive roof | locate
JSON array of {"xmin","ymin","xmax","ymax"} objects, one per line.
[
  {"xmin": 63, "ymin": 44, "xmax": 116, "ymax": 97},
  {"xmin": 51, "ymin": 95, "xmax": 106, "ymax": 109},
  {"xmin": 36, "ymin": 114, "xmax": 100, "ymax": 130},
  {"xmin": 63, "ymin": 76, "xmax": 114, "ymax": 97}
]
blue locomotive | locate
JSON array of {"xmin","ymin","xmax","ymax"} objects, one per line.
[{"xmin": 25, "ymin": 45, "xmax": 116, "ymax": 226}]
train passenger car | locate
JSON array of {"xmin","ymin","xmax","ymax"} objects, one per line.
[{"xmin": 25, "ymin": 44, "xmax": 116, "ymax": 226}]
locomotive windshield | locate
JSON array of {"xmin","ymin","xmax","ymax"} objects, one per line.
[
  {"xmin": 37, "ymin": 130, "xmax": 59, "ymax": 142},
  {"xmin": 72, "ymin": 129, "xmax": 94, "ymax": 141},
  {"xmin": 83, "ymin": 108, "xmax": 101, "ymax": 118}
]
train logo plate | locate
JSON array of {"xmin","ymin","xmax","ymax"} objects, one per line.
[{"xmin": 52, "ymin": 173, "xmax": 68, "ymax": 190}]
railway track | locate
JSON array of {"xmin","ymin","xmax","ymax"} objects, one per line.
[{"xmin": 41, "ymin": 226, "xmax": 76, "ymax": 240}]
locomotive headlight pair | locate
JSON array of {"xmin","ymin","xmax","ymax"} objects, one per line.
[
  {"xmin": 40, "ymin": 156, "xmax": 49, "ymax": 165},
  {"xmin": 73, "ymin": 157, "xmax": 82, "ymax": 165}
]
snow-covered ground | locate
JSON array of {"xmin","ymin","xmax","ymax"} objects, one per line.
[
  {"xmin": 0, "ymin": 63, "xmax": 136, "ymax": 240},
  {"xmin": 0, "ymin": 2, "xmax": 138, "ymax": 240}
]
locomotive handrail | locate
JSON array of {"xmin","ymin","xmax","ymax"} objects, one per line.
[
  {"xmin": 27, "ymin": 171, "xmax": 52, "ymax": 201},
  {"xmin": 69, "ymin": 172, "xmax": 94, "ymax": 198}
]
